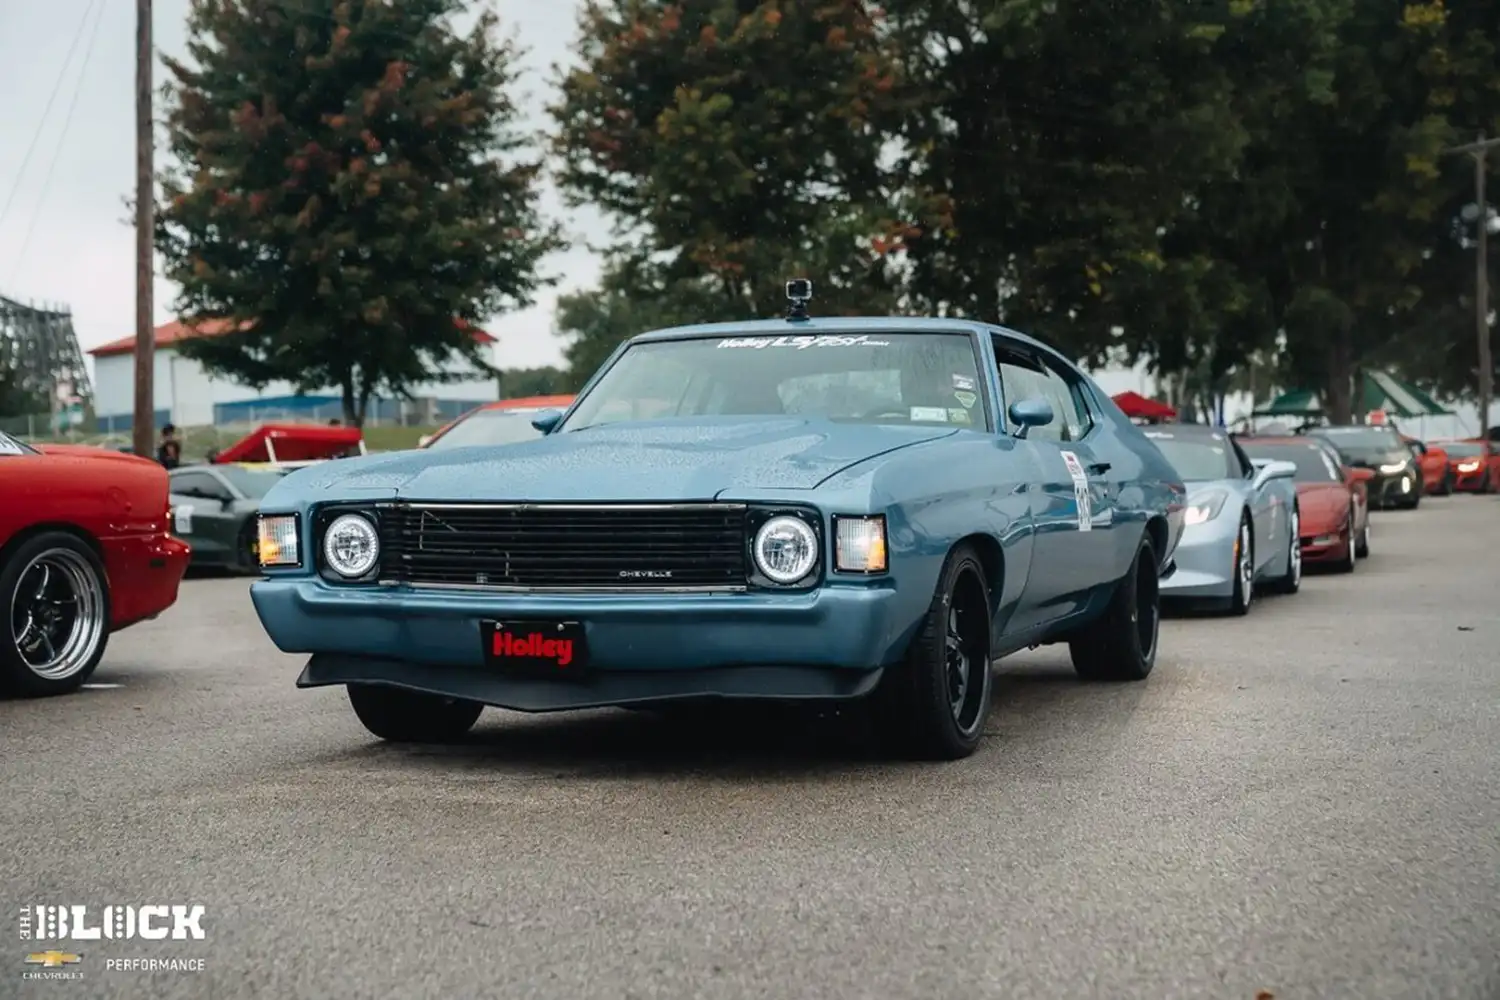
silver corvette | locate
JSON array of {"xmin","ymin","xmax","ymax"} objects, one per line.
[{"xmin": 1148, "ymin": 423, "xmax": 1301, "ymax": 615}]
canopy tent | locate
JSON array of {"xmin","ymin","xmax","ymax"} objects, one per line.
[
  {"xmin": 1252, "ymin": 371, "xmax": 1451, "ymax": 419},
  {"xmin": 212, "ymin": 423, "xmax": 365, "ymax": 465},
  {"xmin": 1111, "ymin": 390, "xmax": 1177, "ymax": 421}
]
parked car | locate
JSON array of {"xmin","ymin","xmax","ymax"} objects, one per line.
[
  {"xmin": 1145, "ymin": 423, "xmax": 1301, "ymax": 613},
  {"xmin": 249, "ymin": 308, "xmax": 1186, "ymax": 761},
  {"xmin": 1308, "ymin": 424, "xmax": 1422, "ymax": 509},
  {"xmin": 1430, "ymin": 439, "xmax": 1499, "ymax": 493},
  {"xmin": 1238, "ymin": 435, "xmax": 1373, "ymax": 571},
  {"xmin": 1402, "ymin": 435, "xmax": 1452, "ymax": 495},
  {"xmin": 0, "ymin": 431, "xmax": 190, "ymax": 696},
  {"xmin": 418, "ymin": 395, "xmax": 577, "ymax": 450},
  {"xmin": 169, "ymin": 464, "xmax": 291, "ymax": 571}
]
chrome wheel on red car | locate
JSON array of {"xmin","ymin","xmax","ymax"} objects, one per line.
[{"xmin": 1, "ymin": 534, "xmax": 111, "ymax": 696}]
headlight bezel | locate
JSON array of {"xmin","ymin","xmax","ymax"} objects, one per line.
[
  {"xmin": 1182, "ymin": 490, "xmax": 1229, "ymax": 527},
  {"xmin": 256, "ymin": 514, "xmax": 301, "ymax": 569},
  {"xmin": 745, "ymin": 507, "xmax": 823, "ymax": 589},
  {"xmin": 313, "ymin": 506, "xmax": 383, "ymax": 583}
]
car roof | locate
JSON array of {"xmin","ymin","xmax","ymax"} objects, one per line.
[{"xmin": 624, "ymin": 315, "xmax": 1053, "ymax": 352}]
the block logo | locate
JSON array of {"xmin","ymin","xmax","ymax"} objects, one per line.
[{"xmin": 19, "ymin": 905, "xmax": 206, "ymax": 941}]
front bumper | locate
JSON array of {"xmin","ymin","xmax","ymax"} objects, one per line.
[
  {"xmin": 251, "ymin": 578, "xmax": 910, "ymax": 712},
  {"xmin": 1159, "ymin": 513, "xmax": 1239, "ymax": 600},
  {"xmin": 1365, "ymin": 470, "xmax": 1419, "ymax": 506},
  {"xmin": 1299, "ymin": 528, "xmax": 1350, "ymax": 564},
  {"xmin": 1452, "ymin": 469, "xmax": 1488, "ymax": 492}
]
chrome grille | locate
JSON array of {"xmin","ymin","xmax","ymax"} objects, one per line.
[{"xmin": 377, "ymin": 503, "xmax": 749, "ymax": 591}]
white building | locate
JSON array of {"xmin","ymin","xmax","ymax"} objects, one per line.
[{"xmin": 87, "ymin": 320, "xmax": 503, "ymax": 432}]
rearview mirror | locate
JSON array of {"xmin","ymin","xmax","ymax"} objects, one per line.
[
  {"xmin": 1007, "ymin": 397, "xmax": 1054, "ymax": 440},
  {"xmin": 531, "ymin": 410, "xmax": 563, "ymax": 434}
]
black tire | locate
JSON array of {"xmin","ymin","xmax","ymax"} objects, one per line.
[
  {"xmin": 1069, "ymin": 531, "xmax": 1160, "ymax": 682},
  {"xmin": 347, "ymin": 684, "xmax": 484, "ymax": 743},
  {"xmin": 1267, "ymin": 505, "xmax": 1302, "ymax": 595},
  {"xmin": 1333, "ymin": 514, "xmax": 1357, "ymax": 573},
  {"xmin": 1405, "ymin": 493, "xmax": 1421, "ymax": 509},
  {"xmin": 0, "ymin": 531, "xmax": 111, "ymax": 698},
  {"xmin": 1227, "ymin": 513, "xmax": 1254, "ymax": 616},
  {"xmin": 1354, "ymin": 517, "xmax": 1370, "ymax": 558},
  {"xmin": 1438, "ymin": 471, "xmax": 1453, "ymax": 496},
  {"xmin": 871, "ymin": 544, "xmax": 993, "ymax": 761}
]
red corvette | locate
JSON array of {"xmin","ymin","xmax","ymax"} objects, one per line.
[
  {"xmin": 1402, "ymin": 435, "xmax": 1452, "ymax": 495},
  {"xmin": 1238, "ymin": 435, "xmax": 1373, "ymax": 569},
  {"xmin": 1431, "ymin": 439, "xmax": 1499, "ymax": 493},
  {"xmin": 0, "ymin": 431, "xmax": 190, "ymax": 696}
]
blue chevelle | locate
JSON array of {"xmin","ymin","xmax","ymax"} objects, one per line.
[{"xmin": 251, "ymin": 301, "xmax": 1186, "ymax": 760}]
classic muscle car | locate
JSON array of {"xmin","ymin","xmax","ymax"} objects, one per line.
[
  {"xmin": 1147, "ymin": 424, "xmax": 1301, "ymax": 613},
  {"xmin": 0, "ymin": 431, "xmax": 190, "ymax": 696},
  {"xmin": 249, "ymin": 298, "xmax": 1186, "ymax": 760},
  {"xmin": 1238, "ymin": 435, "xmax": 1373, "ymax": 571}
]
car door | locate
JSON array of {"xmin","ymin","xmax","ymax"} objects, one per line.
[
  {"xmin": 168, "ymin": 469, "xmax": 236, "ymax": 562},
  {"xmin": 990, "ymin": 336, "xmax": 1113, "ymax": 624}
]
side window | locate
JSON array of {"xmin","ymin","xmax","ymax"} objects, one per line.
[
  {"xmin": 991, "ymin": 337, "xmax": 1056, "ymax": 439},
  {"xmin": 1036, "ymin": 358, "xmax": 1094, "ymax": 442}
]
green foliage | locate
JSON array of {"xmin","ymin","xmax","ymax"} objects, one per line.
[
  {"xmin": 499, "ymin": 366, "xmax": 570, "ymax": 397},
  {"xmin": 551, "ymin": 1, "xmax": 908, "ymax": 322},
  {"xmin": 156, "ymin": 0, "xmax": 562, "ymax": 425}
]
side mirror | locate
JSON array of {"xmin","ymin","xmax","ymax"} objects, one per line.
[
  {"xmin": 1007, "ymin": 397, "xmax": 1054, "ymax": 440},
  {"xmin": 1252, "ymin": 459, "xmax": 1297, "ymax": 488},
  {"xmin": 531, "ymin": 410, "xmax": 563, "ymax": 434},
  {"xmin": 417, "ymin": 434, "xmax": 433, "ymax": 448}
]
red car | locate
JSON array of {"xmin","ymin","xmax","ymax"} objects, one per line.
[
  {"xmin": 1237, "ymin": 435, "xmax": 1373, "ymax": 569},
  {"xmin": 1431, "ymin": 438, "xmax": 1500, "ymax": 493},
  {"xmin": 419, "ymin": 395, "xmax": 575, "ymax": 450},
  {"xmin": 0, "ymin": 431, "xmax": 190, "ymax": 696},
  {"xmin": 1402, "ymin": 435, "xmax": 1452, "ymax": 495}
]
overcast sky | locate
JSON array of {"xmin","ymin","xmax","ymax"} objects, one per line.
[{"xmin": 0, "ymin": 0, "xmax": 600, "ymax": 378}]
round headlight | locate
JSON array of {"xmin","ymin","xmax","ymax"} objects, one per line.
[
  {"xmin": 323, "ymin": 514, "xmax": 380, "ymax": 578},
  {"xmin": 753, "ymin": 515, "xmax": 818, "ymax": 584}
]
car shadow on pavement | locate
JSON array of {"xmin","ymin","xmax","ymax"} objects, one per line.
[{"xmin": 307, "ymin": 661, "xmax": 1147, "ymax": 777}]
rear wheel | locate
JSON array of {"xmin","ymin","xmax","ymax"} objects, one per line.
[
  {"xmin": 0, "ymin": 533, "xmax": 111, "ymax": 697},
  {"xmin": 1267, "ymin": 507, "xmax": 1302, "ymax": 595},
  {"xmin": 872, "ymin": 544, "xmax": 992, "ymax": 761},
  {"xmin": 347, "ymin": 684, "xmax": 484, "ymax": 743},
  {"xmin": 1069, "ymin": 532, "xmax": 1160, "ymax": 682}
]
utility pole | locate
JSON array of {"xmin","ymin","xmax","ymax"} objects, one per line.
[
  {"xmin": 1445, "ymin": 133, "xmax": 1499, "ymax": 440},
  {"xmin": 132, "ymin": 0, "xmax": 155, "ymax": 459}
]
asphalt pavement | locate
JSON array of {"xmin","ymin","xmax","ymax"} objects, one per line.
[{"xmin": 4, "ymin": 495, "xmax": 1498, "ymax": 1000}]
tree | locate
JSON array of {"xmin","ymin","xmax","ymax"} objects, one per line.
[
  {"xmin": 157, "ymin": 0, "xmax": 561, "ymax": 426},
  {"xmin": 498, "ymin": 366, "xmax": 569, "ymax": 397},
  {"xmin": 551, "ymin": 0, "xmax": 909, "ymax": 325}
]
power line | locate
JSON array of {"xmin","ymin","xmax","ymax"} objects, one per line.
[
  {"xmin": 6, "ymin": 0, "xmax": 109, "ymax": 286},
  {"xmin": 0, "ymin": 0, "xmax": 101, "ymax": 234}
]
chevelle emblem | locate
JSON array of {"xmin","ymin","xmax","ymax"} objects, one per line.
[{"xmin": 619, "ymin": 569, "xmax": 673, "ymax": 579}]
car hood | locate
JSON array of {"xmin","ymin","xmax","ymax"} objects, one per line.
[
  {"xmin": 1295, "ymin": 482, "xmax": 1351, "ymax": 529},
  {"xmin": 317, "ymin": 418, "xmax": 961, "ymax": 501},
  {"xmin": 35, "ymin": 443, "xmax": 161, "ymax": 468}
]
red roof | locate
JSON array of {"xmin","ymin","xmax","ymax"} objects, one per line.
[
  {"xmin": 1111, "ymin": 390, "xmax": 1178, "ymax": 420},
  {"xmin": 211, "ymin": 423, "xmax": 365, "ymax": 464},
  {"xmin": 88, "ymin": 318, "xmax": 496, "ymax": 358}
]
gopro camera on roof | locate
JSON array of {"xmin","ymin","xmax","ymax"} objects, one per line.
[{"xmin": 785, "ymin": 278, "xmax": 813, "ymax": 320}]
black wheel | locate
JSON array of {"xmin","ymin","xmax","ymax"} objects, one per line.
[
  {"xmin": 1405, "ymin": 492, "xmax": 1421, "ymax": 509},
  {"xmin": 0, "ymin": 532, "xmax": 111, "ymax": 698},
  {"xmin": 1355, "ymin": 517, "xmax": 1370, "ymax": 558},
  {"xmin": 1267, "ymin": 506, "xmax": 1302, "ymax": 595},
  {"xmin": 1227, "ymin": 513, "xmax": 1254, "ymax": 616},
  {"xmin": 347, "ymin": 684, "xmax": 484, "ymax": 743},
  {"xmin": 1333, "ymin": 513, "xmax": 1357, "ymax": 573},
  {"xmin": 871, "ymin": 544, "xmax": 992, "ymax": 761},
  {"xmin": 1069, "ymin": 531, "xmax": 1160, "ymax": 682},
  {"xmin": 1438, "ymin": 471, "xmax": 1453, "ymax": 496}
]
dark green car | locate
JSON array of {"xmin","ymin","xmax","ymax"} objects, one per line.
[{"xmin": 168, "ymin": 464, "xmax": 291, "ymax": 572}]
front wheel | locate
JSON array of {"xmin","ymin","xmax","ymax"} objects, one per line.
[
  {"xmin": 1334, "ymin": 515, "xmax": 1357, "ymax": 573},
  {"xmin": 872, "ymin": 544, "xmax": 993, "ymax": 761},
  {"xmin": 347, "ymin": 684, "xmax": 484, "ymax": 743},
  {"xmin": 0, "ymin": 533, "xmax": 112, "ymax": 697},
  {"xmin": 1438, "ymin": 471, "xmax": 1453, "ymax": 496},
  {"xmin": 1069, "ymin": 531, "xmax": 1160, "ymax": 682},
  {"xmin": 1227, "ymin": 514, "xmax": 1254, "ymax": 616},
  {"xmin": 1355, "ymin": 519, "xmax": 1371, "ymax": 559}
]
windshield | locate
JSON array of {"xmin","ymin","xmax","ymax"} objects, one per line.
[
  {"xmin": 1150, "ymin": 437, "xmax": 1239, "ymax": 481},
  {"xmin": 1310, "ymin": 426, "xmax": 1403, "ymax": 456},
  {"xmin": 215, "ymin": 465, "xmax": 290, "ymax": 497},
  {"xmin": 560, "ymin": 332, "xmax": 986, "ymax": 431},
  {"xmin": 428, "ymin": 408, "xmax": 554, "ymax": 449},
  {"xmin": 1437, "ymin": 441, "xmax": 1485, "ymax": 458},
  {"xmin": 0, "ymin": 431, "xmax": 37, "ymax": 456},
  {"xmin": 1240, "ymin": 442, "xmax": 1341, "ymax": 483}
]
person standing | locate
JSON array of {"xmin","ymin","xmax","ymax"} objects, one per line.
[{"xmin": 156, "ymin": 424, "xmax": 182, "ymax": 469}]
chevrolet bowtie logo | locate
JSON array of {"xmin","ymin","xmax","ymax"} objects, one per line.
[{"xmin": 25, "ymin": 951, "xmax": 81, "ymax": 968}]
